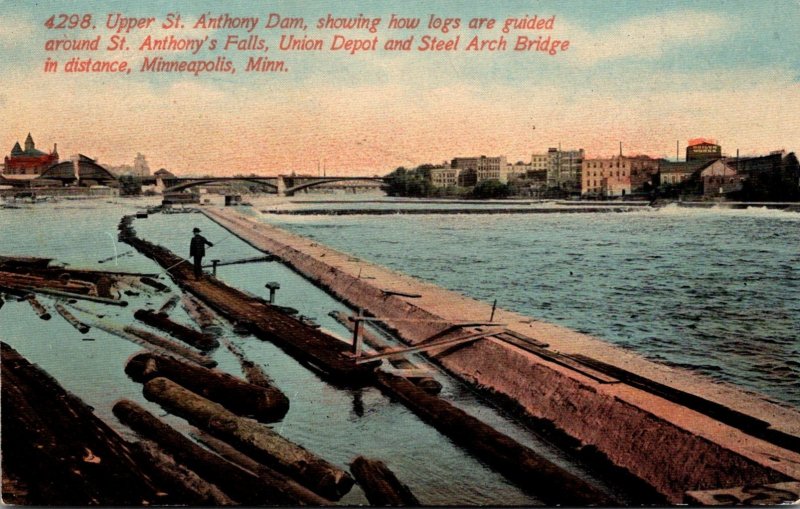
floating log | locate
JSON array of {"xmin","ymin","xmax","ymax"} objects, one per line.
[
  {"xmin": 112, "ymin": 399, "xmax": 298, "ymax": 506},
  {"xmin": 180, "ymin": 294, "xmax": 220, "ymax": 329},
  {"xmin": 125, "ymin": 352, "xmax": 289, "ymax": 422},
  {"xmin": 0, "ymin": 255, "xmax": 53, "ymax": 270},
  {"xmin": 156, "ymin": 294, "xmax": 180, "ymax": 316},
  {"xmin": 0, "ymin": 271, "xmax": 96, "ymax": 295},
  {"xmin": 0, "ymin": 285, "xmax": 31, "ymax": 299},
  {"xmin": 349, "ymin": 456, "xmax": 420, "ymax": 506},
  {"xmin": 122, "ymin": 325, "xmax": 217, "ymax": 368},
  {"xmin": 140, "ymin": 276, "xmax": 170, "ymax": 293},
  {"xmin": 222, "ymin": 337, "xmax": 276, "ymax": 388},
  {"xmin": 69, "ymin": 311, "xmax": 215, "ymax": 368},
  {"xmin": 134, "ymin": 309, "xmax": 219, "ymax": 351},
  {"xmin": 97, "ymin": 250, "xmax": 135, "ymax": 264},
  {"xmin": 191, "ymin": 430, "xmax": 332, "ymax": 506},
  {"xmin": 1, "ymin": 343, "xmax": 163, "ymax": 505},
  {"xmin": 24, "ymin": 286, "xmax": 127, "ymax": 306},
  {"xmin": 373, "ymin": 371, "xmax": 616, "ymax": 506},
  {"xmin": 330, "ymin": 310, "xmax": 441, "ymax": 394},
  {"xmin": 54, "ymin": 303, "xmax": 90, "ymax": 333},
  {"xmin": 26, "ymin": 295, "xmax": 51, "ymax": 320},
  {"xmin": 142, "ymin": 377, "xmax": 354, "ymax": 500},
  {"xmin": 125, "ymin": 279, "xmax": 157, "ymax": 296},
  {"xmin": 131, "ymin": 439, "xmax": 237, "ymax": 506}
]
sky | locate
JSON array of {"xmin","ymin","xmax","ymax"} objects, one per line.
[{"xmin": 1, "ymin": 0, "xmax": 798, "ymax": 176}]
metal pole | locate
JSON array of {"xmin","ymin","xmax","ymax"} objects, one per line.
[{"xmin": 490, "ymin": 299, "xmax": 497, "ymax": 322}]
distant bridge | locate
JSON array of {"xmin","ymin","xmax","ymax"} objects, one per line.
[{"xmin": 146, "ymin": 175, "xmax": 388, "ymax": 197}]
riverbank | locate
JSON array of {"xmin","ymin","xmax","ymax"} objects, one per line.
[{"xmin": 204, "ymin": 206, "xmax": 800, "ymax": 503}]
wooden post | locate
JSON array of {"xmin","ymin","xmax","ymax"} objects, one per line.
[
  {"xmin": 490, "ymin": 299, "xmax": 497, "ymax": 322},
  {"xmin": 352, "ymin": 309, "xmax": 363, "ymax": 357},
  {"xmin": 211, "ymin": 259, "xmax": 220, "ymax": 276},
  {"xmin": 265, "ymin": 282, "xmax": 280, "ymax": 304}
]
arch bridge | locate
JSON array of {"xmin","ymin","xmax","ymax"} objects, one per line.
[{"xmin": 155, "ymin": 175, "xmax": 387, "ymax": 196}]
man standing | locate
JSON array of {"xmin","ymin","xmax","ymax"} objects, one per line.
[{"xmin": 189, "ymin": 228, "xmax": 213, "ymax": 278}]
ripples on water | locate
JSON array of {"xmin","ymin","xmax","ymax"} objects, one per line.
[{"xmin": 265, "ymin": 204, "xmax": 800, "ymax": 409}]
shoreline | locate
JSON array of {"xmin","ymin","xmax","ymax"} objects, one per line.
[{"xmin": 203, "ymin": 206, "xmax": 800, "ymax": 503}]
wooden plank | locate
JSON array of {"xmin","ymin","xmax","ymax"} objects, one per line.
[{"xmin": 355, "ymin": 328, "xmax": 504, "ymax": 364}]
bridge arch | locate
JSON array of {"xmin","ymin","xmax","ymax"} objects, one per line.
[
  {"xmin": 284, "ymin": 177, "xmax": 387, "ymax": 196},
  {"xmin": 164, "ymin": 178, "xmax": 278, "ymax": 194}
]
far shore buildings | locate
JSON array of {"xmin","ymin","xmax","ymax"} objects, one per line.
[
  {"xmin": 543, "ymin": 147, "xmax": 584, "ymax": 193},
  {"xmin": 106, "ymin": 153, "xmax": 152, "ymax": 177},
  {"xmin": 430, "ymin": 155, "xmax": 509, "ymax": 187},
  {"xmin": 581, "ymin": 155, "xmax": 660, "ymax": 197},
  {"xmin": 4, "ymin": 133, "xmax": 59, "ymax": 175}
]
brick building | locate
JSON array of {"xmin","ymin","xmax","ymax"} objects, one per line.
[{"xmin": 4, "ymin": 133, "xmax": 59, "ymax": 175}]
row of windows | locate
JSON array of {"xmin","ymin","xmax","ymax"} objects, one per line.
[
  {"xmin": 586, "ymin": 161, "xmax": 629, "ymax": 169},
  {"xmin": 585, "ymin": 170, "xmax": 627, "ymax": 178}
]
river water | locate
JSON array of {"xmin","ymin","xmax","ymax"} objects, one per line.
[
  {"xmin": 258, "ymin": 196, "xmax": 800, "ymax": 409},
  {"xmin": 1, "ymin": 198, "xmax": 637, "ymax": 505},
  {"xmin": 1, "ymin": 195, "xmax": 798, "ymax": 505}
]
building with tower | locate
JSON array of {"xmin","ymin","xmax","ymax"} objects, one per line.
[{"xmin": 4, "ymin": 133, "xmax": 59, "ymax": 175}]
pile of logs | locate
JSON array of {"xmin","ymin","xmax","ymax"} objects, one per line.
[
  {"xmin": 1, "ymin": 343, "xmax": 164, "ymax": 505},
  {"xmin": 125, "ymin": 352, "xmax": 289, "ymax": 422}
]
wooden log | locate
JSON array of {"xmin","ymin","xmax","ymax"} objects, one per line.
[
  {"xmin": 156, "ymin": 294, "xmax": 179, "ymax": 316},
  {"xmin": 125, "ymin": 352, "xmax": 289, "ymax": 422},
  {"xmin": 181, "ymin": 294, "xmax": 223, "ymax": 333},
  {"xmin": 134, "ymin": 309, "xmax": 219, "ymax": 351},
  {"xmin": 222, "ymin": 337, "xmax": 276, "ymax": 388},
  {"xmin": 54, "ymin": 303, "xmax": 90, "ymax": 333},
  {"xmin": 122, "ymin": 325, "xmax": 217, "ymax": 368},
  {"xmin": 330, "ymin": 310, "xmax": 442, "ymax": 394},
  {"xmin": 140, "ymin": 276, "xmax": 170, "ymax": 293},
  {"xmin": 26, "ymin": 295, "xmax": 51, "ymax": 320},
  {"xmin": 142, "ymin": 377, "xmax": 354, "ymax": 500},
  {"xmin": 180, "ymin": 293, "xmax": 216, "ymax": 326},
  {"xmin": 0, "ymin": 285, "xmax": 33, "ymax": 298},
  {"xmin": 69, "ymin": 310, "xmax": 215, "ymax": 368},
  {"xmin": 23, "ymin": 286, "xmax": 128, "ymax": 306},
  {"xmin": 349, "ymin": 456, "xmax": 420, "ymax": 506},
  {"xmin": 190, "ymin": 430, "xmax": 332, "ymax": 506},
  {"xmin": 373, "ymin": 371, "xmax": 616, "ymax": 506},
  {"xmin": 112, "ymin": 399, "xmax": 299, "ymax": 506},
  {"xmin": 0, "ymin": 255, "xmax": 53, "ymax": 270},
  {"xmin": 1, "ymin": 343, "xmax": 163, "ymax": 505},
  {"xmin": 130, "ymin": 439, "xmax": 237, "ymax": 506},
  {"xmin": 0, "ymin": 271, "xmax": 95, "ymax": 294}
]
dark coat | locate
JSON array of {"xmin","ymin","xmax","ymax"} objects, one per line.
[{"xmin": 189, "ymin": 234, "xmax": 213, "ymax": 258}]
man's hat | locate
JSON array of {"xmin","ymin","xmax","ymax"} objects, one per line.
[{"xmin": 193, "ymin": 228, "xmax": 201, "ymax": 233}]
